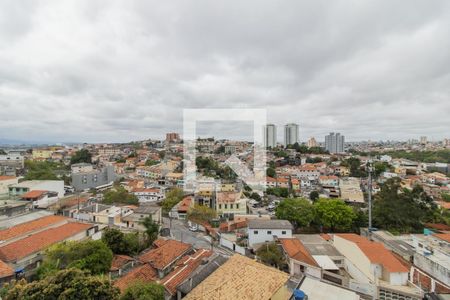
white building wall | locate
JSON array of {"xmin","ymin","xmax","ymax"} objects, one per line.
[{"xmin": 248, "ymin": 228, "xmax": 292, "ymax": 247}]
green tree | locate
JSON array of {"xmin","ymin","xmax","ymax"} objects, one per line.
[
  {"xmin": 145, "ymin": 159, "xmax": 159, "ymax": 166},
  {"xmin": 373, "ymin": 178, "xmax": 439, "ymax": 233},
  {"xmin": 187, "ymin": 205, "xmax": 217, "ymax": 224},
  {"xmin": 102, "ymin": 228, "xmax": 141, "ymax": 255},
  {"xmin": 141, "ymin": 216, "xmax": 160, "ymax": 247},
  {"xmin": 342, "ymin": 157, "xmax": 366, "ymax": 177},
  {"xmin": 120, "ymin": 281, "xmax": 164, "ymax": 300},
  {"xmin": 0, "ymin": 149, "xmax": 6, "ymax": 155},
  {"xmin": 256, "ymin": 242, "xmax": 286, "ymax": 269},
  {"xmin": 161, "ymin": 188, "xmax": 184, "ymax": 213},
  {"xmin": 275, "ymin": 198, "xmax": 314, "ymax": 228},
  {"xmin": 70, "ymin": 149, "xmax": 92, "ymax": 165},
  {"xmin": 103, "ymin": 186, "xmax": 139, "ymax": 205},
  {"xmin": 309, "ymin": 191, "xmax": 319, "ymax": 202},
  {"xmin": 266, "ymin": 167, "xmax": 276, "ymax": 178},
  {"xmin": 250, "ymin": 192, "xmax": 262, "ymax": 202},
  {"xmin": 314, "ymin": 199, "xmax": 356, "ymax": 232},
  {"xmin": 24, "ymin": 160, "xmax": 60, "ymax": 180},
  {"xmin": 4, "ymin": 268, "xmax": 119, "ymax": 300},
  {"xmin": 37, "ymin": 240, "xmax": 113, "ymax": 278},
  {"xmin": 266, "ymin": 187, "xmax": 289, "ymax": 198}
]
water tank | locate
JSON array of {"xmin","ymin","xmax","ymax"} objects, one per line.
[{"xmin": 294, "ymin": 289, "xmax": 306, "ymax": 300}]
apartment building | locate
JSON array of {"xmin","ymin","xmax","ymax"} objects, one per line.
[{"xmin": 71, "ymin": 165, "xmax": 115, "ymax": 191}]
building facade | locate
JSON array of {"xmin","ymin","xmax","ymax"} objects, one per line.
[
  {"xmin": 325, "ymin": 132, "xmax": 345, "ymax": 153},
  {"xmin": 284, "ymin": 123, "xmax": 299, "ymax": 146},
  {"xmin": 264, "ymin": 124, "xmax": 277, "ymax": 148}
]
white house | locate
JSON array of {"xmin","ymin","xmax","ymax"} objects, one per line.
[
  {"xmin": 247, "ymin": 219, "xmax": 293, "ymax": 247},
  {"xmin": 132, "ymin": 187, "xmax": 164, "ymax": 203}
]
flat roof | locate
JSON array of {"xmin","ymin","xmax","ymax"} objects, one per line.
[
  {"xmin": 296, "ymin": 234, "xmax": 342, "ymax": 257},
  {"xmin": 248, "ymin": 219, "xmax": 293, "ymax": 230},
  {"xmin": 298, "ymin": 277, "xmax": 359, "ymax": 300}
]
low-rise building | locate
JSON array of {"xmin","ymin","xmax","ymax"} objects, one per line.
[
  {"xmin": 0, "ymin": 176, "xmax": 18, "ymax": 197},
  {"xmin": 247, "ymin": 219, "xmax": 293, "ymax": 247},
  {"xmin": 215, "ymin": 191, "xmax": 247, "ymax": 218},
  {"xmin": 131, "ymin": 187, "xmax": 164, "ymax": 203},
  {"xmin": 71, "ymin": 165, "xmax": 115, "ymax": 192},
  {"xmin": 122, "ymin": 204, "xmax": 162, "ymax": 229},
  {"xmin": 8, "ymin": 180, "xmax": 64, "ymax": 198}
]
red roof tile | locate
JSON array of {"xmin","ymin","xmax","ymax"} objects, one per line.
[
  {"xmin": 336, "ymin": 234, "xmax": 408, "ymax": 273},
  {"xmin": 161, "ymin": 249, "xmax": 212, "ymax": 295},
  {"xmin": 114, "ymin": 264, "xmax": 157, "ymax": 292},
  {"xmin": 139, "ymin": 239, "xmax": 191, "ymax": 270},
  {"xmin": 21, "ymin": 190, "xmax": 47, "ymax": 199},
  {"xmin": 0, "ymin": 215, "xmax": 67, "ymax": 241},
  {"xmin": 0, "ymin": 176, "xmax": 16, "ymax": 181},
  {"xmin": 434, "ymin": 233, "xmax": 450, "ymax": 243},
  {"xmin": 0, "ymin": 222, "xmax": 92, "ymax": 262},
  {"xmin": 279, "ymin": 238, "xmax": 318, "ymax": 267},
  {"xmin": 0, "ymin": 260, "xmax": 14, "ymax": 278},
  {"xmin": 111, "ymin": 255, "xmax": 134, "ymax": 271}
]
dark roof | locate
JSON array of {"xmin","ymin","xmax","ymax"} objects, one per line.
[
  {"xmin": 135, "ymin": 204, "xmax": 161, "ymax": 214},
  {"xmin": 248, "ymin": 219, "xmax": 293, "ymax": 230},
  {"xmin": 176, "ymin": 254, "xmax": 228, "ymax": 295}
]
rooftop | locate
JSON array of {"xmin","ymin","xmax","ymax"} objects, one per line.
[
  {"xmin": 184, "ymin": 254, "xmax": 289, "ymax": 300},
  {"xmin": 161, "ymin": 248, "xmax": 212, "ymax": 295},
  {"xmin": 0, "ymin": 259, "xmax": 14, "ymax": 278},
  {"xmin": 114, "ymin": 264, "xmax": 157, "ymax": 292},
  {"xmin": 111, "ymin": 254, "xmax": 134, "ymax": 271},
  {"xmin": 20, "ymin": 190, "xmax": 48, "ymax": 199},
  {"xmin": 139, "ymin": 239, "xmax": 192, "ymax": 270},
  {"xmin": 279, "ymin": 238, "xmax": 318, "ymax": 267},
  {"xmin": 0, "ymin": 176, "xmax": 16, "ymax": 181},
  {"xmin": 0, "ymin": 215, "xmax": 67, "ymax": 242},
  {"xmin": 0, "ymin": 222, "xmax": 92, "ymax": 262},
  {"xmin": 336, "ymin": 234, "xmax": 408, "ymax": 273},
  {"xmin": 248, "ymin": 219, "xmax": 293, "ymax": 230}
]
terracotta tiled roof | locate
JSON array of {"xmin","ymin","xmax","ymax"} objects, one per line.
[
  {"xmin": 425, "ymin": 223, "xmax": 450, "ymax": 231},
  {"xmin": 161, "ymin": 249, "xmax": 212, "ymax": 295},
  {"xmin": 336, "ymin": 234, "xmax": 408, "ymax": 273},
  {"xmin": 21, "ymin": 190, "xmax": 47, "ymax": 199},
  {"xmin": 178, "ymin": 196, "xmax": 192, "ymax": 213},
  {"xmin": 0, "ymin": 215, "xmax": 67, "ymax": 241},
  {"xmin": 0, "ymin": 222, "xmax": 92, "ymax": 262},
  {"xmin": 139, "ymin": 239, "xmax": 191, "ymax": 270},
  {"xmin": 0, "ymin": 176, "xmax": 16, "ymax": 181},
  {"xmin": 111, "ymin": 255, "xmax": 134, "ymax": 271},
  {"xmin": 0, "ymin": 260, "xmax": 14, "ymax": 278},
  {"xmin": 434, "ymin": 233, "xmax": 450, "ymax": 243},
  {"xmin": 114, "ymin": 264, "xmax": 157, "ymax": 292},
  {"xmin": 184, "ymin": 254, "xmax": 289, "ymax": 300},
  {"xmin": 279, "ymin": 238, "xmax": 319, "ymax": 267}
]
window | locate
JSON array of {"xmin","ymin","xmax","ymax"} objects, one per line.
[
  {"xmin": 219, "ymin": 204, "xmax": 222, "ymax": 209},
  {"xmin": 282, "ymin": 231, "xmax": 286, "ymax": 235},
  {"xmin": 230, "ymin": 204, "xmax": 234, "ymax": 209},
  {"xmin": 224, "ymin": 204, "xmax": 227, "ymax": 209},
  {"xmin": 254, "ymin": 230, "xmax": 258, "ymax": 234},
  {"xmin": 267, "ymin": 230, "xmax": 272, "ymax": 234},
  {"xmin": 236, "ymin": 204, "xmax": 239, "ymax": 209}
]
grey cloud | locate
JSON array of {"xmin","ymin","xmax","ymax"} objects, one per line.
[{"xmin": 0, "ymin": 0, "xmax": 449, "ymax": 143}]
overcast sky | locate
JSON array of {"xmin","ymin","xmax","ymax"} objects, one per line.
[{"xmin": 1, "ymin": 1, "xmax": 449, "ymax": 143}]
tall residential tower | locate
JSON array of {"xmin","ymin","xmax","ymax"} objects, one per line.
[
  {"xmin": 264, "ymin": 124, "xmax": 277, "ymax": 148},
  {"xmin": 325, "ymin": 132, "xmax": 344, "ymax": 153},
  {"xmin": 284, "ymin": 123, "xmax": 299, "ymax": 146}
]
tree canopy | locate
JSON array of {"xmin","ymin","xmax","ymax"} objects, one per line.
[
  {"xmin": 103, "ymin": 186, "xmax": 139, "ymax": 205},
  {"xmin": 24, "ymin": 160, "xmax": 62, "ymax": 181},
  {"xmin": 141, "ymin": 216, "xmax": 160, "ymax": 247},
  {"xmin": 309, "ymin": 191, "xmax": 319, "ymax": 202},
  {"xmin": 342, "ymin": 157, "xmax": 366, "ymax": 177},
  {"xmin": 187, "ymin": 204, "xmax": 217, "ymax": 224},
  {"xmin": 266, "ymin": 187, "xmax": 289, "ymax": 198},
  {"xmin": 373, "ymin": 178, "xmax": 442, "ymax": 233},
  {"xmin": 314, "ymin": 199, "xmax": 356, "ymax": 232},
  {"xmin": 3, "ymin": 268, "xmax": 119, "ymax": 300},
  {"xmin": 120, "ymin": 281, "xmax": 164, "ymax": 300},
  {"xmin": 102, "ymin": 228, "xmax": 141, "ymax": 255},
  {"xmin": 256, "ymin": 242, "xmax": 286, "ymax": 269},
  {"xmin": 275, "ymin": 198, "xmax": 314, "ymax": 228},
  {"xmin": 37, "ymin": 240, "xmax": 113, "ymax": 279},
  {"xmin": 161, "ymin": 188, "xmax": 184, "ymax": 213},
  {"xmin": 70, "ymin": 149, "xmax": 92, "ymax": 165}
]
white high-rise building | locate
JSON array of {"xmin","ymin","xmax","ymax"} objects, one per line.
[
  {"xmin": 325, "ymin": 132, "xmax": 345, "ymax": 153},
  {"xmin": 264, "ymin": 124, "xmax": 277, "ymax": 148},
  {"xmin": 284, "ymin": 123, "xmax": 299, "ymax": 147}
]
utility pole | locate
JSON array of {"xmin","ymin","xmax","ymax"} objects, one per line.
[{"xmin": 367, "ymin": 159, "xmax": 373, "ymax": 235}]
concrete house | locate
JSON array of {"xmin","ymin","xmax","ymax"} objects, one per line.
[{"xmin": 247, "ymin": 219, "xmax": 293, "ymax": 247}]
